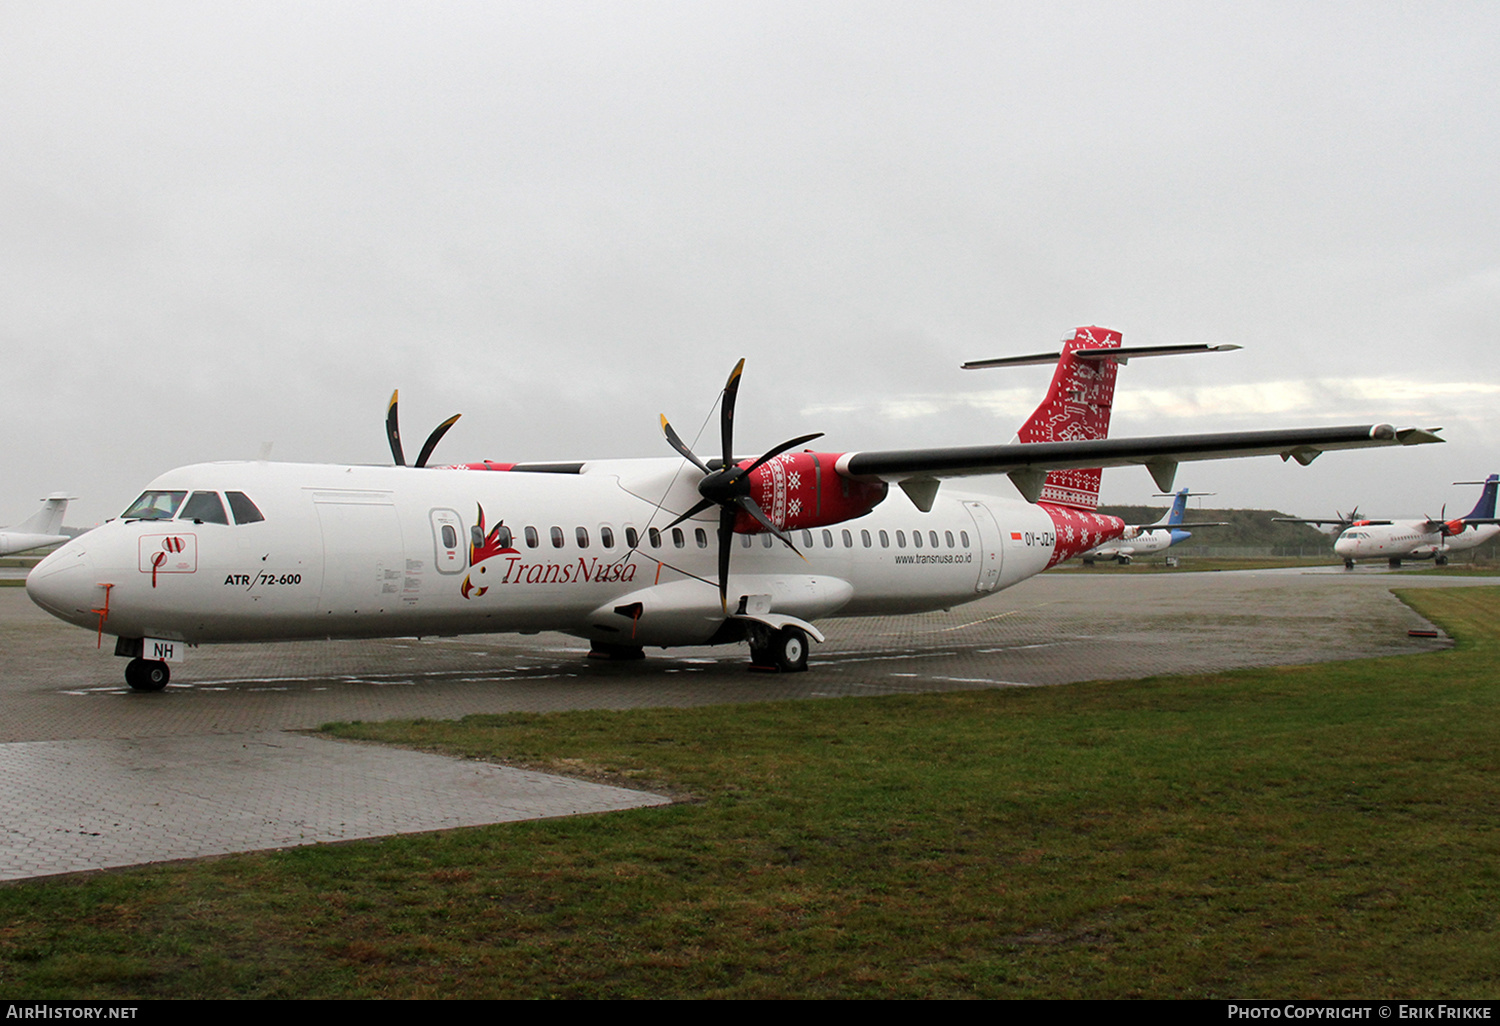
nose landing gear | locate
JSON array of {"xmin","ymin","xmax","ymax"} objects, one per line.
[{"xmin": 124, "ymin": 658, "xmax": 170, "ymax": 692}]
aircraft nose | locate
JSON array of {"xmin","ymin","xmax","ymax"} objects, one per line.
[{"xmin": 26, "ymin": 542, "xmax": 99, "ymax": 627}]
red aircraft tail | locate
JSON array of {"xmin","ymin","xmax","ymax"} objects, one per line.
[{"xmin": 1016, "ymin": 326, "xmax": 1123, "ymax": 510}]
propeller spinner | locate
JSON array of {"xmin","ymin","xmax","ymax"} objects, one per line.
[
  {"xmin": 386, "ymin": 390, "xmax": 462, "ymax": 468},
  {"xmin": 659, "ymin": 360, "xmax": 823, "ymax": 610}
]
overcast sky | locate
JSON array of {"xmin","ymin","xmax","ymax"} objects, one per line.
[{"xmin": 4, "ymin": 1, "xmax": 1497, "ymax": 527}]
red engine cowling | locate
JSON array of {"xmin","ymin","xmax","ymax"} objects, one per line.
[{"xmin": 736, "ymin": 451, "xmax": 887, "ymax": 533}]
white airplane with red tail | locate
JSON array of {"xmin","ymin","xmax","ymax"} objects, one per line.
[{"xmin": 27, "ymin": 327, "xmax": 1440, "ymax": 691}]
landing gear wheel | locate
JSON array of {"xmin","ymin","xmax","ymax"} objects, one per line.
[
  {"xmin": 587, "ymin": 643, "xmax": 645, "ymax": 661},
  {"xmin": 125, "ymin": 658, "xmax": 170, "ymax": 692},
  {"xmin": 1436, "ymin": 555, "xmax": 1449, "ymax": 566},
  {"xmin": 772, "ymin": 627, "xmax": 809, "ymax": 673},
  {"xmin": 1344, "ymin": 559, "xmax": 1355, "ymax": 570}
]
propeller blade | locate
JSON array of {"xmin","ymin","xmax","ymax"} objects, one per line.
[
  {"xmin": 660, "ymin": 415, "xmax": 711, "ymax": 475},
  {"xmin": 414, "ymin": 414, "xmax": 462, "ymax": 468},
  {"xmin": 717, "ymin": 506, "xmax": 735, "ymax": 611},
  {"xmin": 742, "ymin": 432, "xmax": 825, "ymax": 476},
  {"xmin": 661, "ymin": 359, "xmax": 818, "ymax": 613},
  {"xmin": 386, "ymin": 390, "xmax": 405, "ymax": 466},
  {"xmin": 665, "ymin": 497, "xmax": 716, "ymax": 530},
  {"xmin": 739, "ymin": 495, "xmax": 800, "ymax": 553},
  {"xmin": 721, "ymin": 358, "xmax": 745, "ymax": 468}
]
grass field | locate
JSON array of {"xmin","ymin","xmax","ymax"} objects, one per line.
[{"xmin": 2, "ymin": 588, "xmax": 1497, "ymax": 998}]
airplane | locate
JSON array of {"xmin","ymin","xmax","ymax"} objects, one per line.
[
  {"xmin": 1078, "ymin": 489, "xmax": 1228, "ymax": 565},
  {"xmin": 0, "ymin": 495, "xmax": 73, "ymax": 556},
  {"xmin": 1279, "ymin": 475, "xmax": 1500, "ymax": 569},
  {"xmin": 26, "ymin": 326, "xmax": 1441, "ymax": 691}
]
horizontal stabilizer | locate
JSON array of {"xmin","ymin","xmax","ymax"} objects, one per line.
[{"xmin": 963, "ymin": 343, "xmax": 1240, "ymax": 370}]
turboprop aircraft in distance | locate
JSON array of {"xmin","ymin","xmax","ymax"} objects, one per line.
[
  {"xmin": 1278, "ymin": 475, "xmax": 1499, "ymax": 569},
  {"xmin": 27, "ymin": 326, "xmax": 1442, "ymax": 691},
  {"xmin": 1, "ymin": 495, "xmax": 73, "ymax": 556},
  {"xmin": 1079, "ymin": 489, "xmax": 1228, "ymax": 565}
]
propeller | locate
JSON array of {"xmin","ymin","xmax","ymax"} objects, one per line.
[
  {"xmin": 659, "ymin": 359, "xmax": 823, "ymax": 610},
  {"xmin": 386, "ymin": 390, "xmax": 462, "ymax": 469}
]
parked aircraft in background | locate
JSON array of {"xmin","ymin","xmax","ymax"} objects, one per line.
[
  {"xmin": 0, "ymin": 496, "xmax": 73, "ymax": 556},
  {"xmin": 1277, "ymin": 475, "xmax": 1500, "ymax": 568},
  {"xmin": 28, "ymin": 326, "xmax": 1440, "ymax": 691},
  {"xmin": 1079, "ymin": 489, "xmax": 1228, "ymax": 564}
]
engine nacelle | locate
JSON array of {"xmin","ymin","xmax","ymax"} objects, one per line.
[{"xmin": 737, "ymin": 451, "xmax": 887, "ymax": 533}]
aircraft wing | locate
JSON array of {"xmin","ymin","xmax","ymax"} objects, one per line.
[
  {"xmin": 837, "ymin": 424, "xmax": 1442, "ymax": 502},
  {"xmin": 1272, "ymin": 517, "xmax": 1394, "ymax": 526}
]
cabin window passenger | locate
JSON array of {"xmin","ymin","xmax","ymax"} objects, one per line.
[
  {"xmin": 742, "ymin": 534, "xmax": 752, "ymax": 548},
  {"xmin": 801, "ymin": 530, "xmax": 814, "ymax": 548},
  {"xmin": 550, "ymin": 526, "xmax": 565, "ymax": 548},
  {"xmin": 960, "ymin": 531, "xmax": 970, "ymax": 547},
  {"xmin": 649, "ymin": 527, "xmax": 661, "ymax": 548},
  {"xmin": 225, "ymin": 491, "xmax": 265, "ymax": 525},
  {"xmin": 695, "ymin": 528, "xmax": 708, "ymax": 548},
  {"xmin": 441, "ymin": 525, "xmax": 457, "ymax": 548},
  {"xmin": 625, "ymin": 527, "xmax": 638, "ymax": 548},
  {"xmin": 879, "ymin": 530, "xmax": 889, "ymax": 548},
  {"xmin": 495, "ymin": 525, "xmax": 513, "ymax": 548},
  {"xmin": 823, "ymin": 529, "xmax": 834, "ymax": 548},
  {"xmin": 525, "ymin": 526, "xmax": 539, "ymax": 548},
  {"xmin": 896, "ymin": 530, "xmax": 906, "ymax": 548},
  {"xmin": 861, "ymin": 529, "xmax": 871, "ymax": 548},
  {"xmin": 181, "ymin": 491, "xmax": 229, "ymax": 525},
  {"xmin": 912, "ymin": 531, "xmax": 922, "ymax": 549},
  {"xmin": 576, "ymin": 527, "xmax": 589, "ymax": 548},
  {"xmin": 945, "ymin": 530, "xmax": 954, "ymax": 548},
  {"xmin": 672, "ymin": 528, "xmax": 685, "ymax": 548},
  {"xmin": 763, "ymin": 533, "xmax": 774, "ymax": 548},
  {"xmin": 930, "ymin": 531, "xmax": 940, "ymax": 548},
  {"xmin": 601, "ymin": 526, "xmax": 615, "ymax": 548},
  {"xmin": 842, "ymin": 529, "xmax": 853, "ymax": 547},
  {"xmin": 122, "ymin": 490, "xmax": 187, "ymax": 521}
]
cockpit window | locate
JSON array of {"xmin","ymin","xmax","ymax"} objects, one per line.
[
  {"xmin": 122, "ymin": 490, "xmax": 187, "ymax": 520},
  {"xmin": 225, "ymin": 491, "xmax": 265, "ymax": 525},
  {"xmin": 180, "ymin": 491, "xmax": 229, "ymax": 525}
]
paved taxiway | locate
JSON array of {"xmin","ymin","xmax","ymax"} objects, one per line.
[{"xmin": 1, "ymin": 567, "xmax": 1490, "ymax": 881}]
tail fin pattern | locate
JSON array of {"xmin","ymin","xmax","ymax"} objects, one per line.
[
  {"xmin": 1164, "ymin": 488, "xmax": 1189, "ymax": 527},
  {"xmin": 1017, "ymin": 326, "xmax": 1123, "ymax": 510},
  {"xmin": 1463, "ymin": 474, "xmax": 1499, "ymax": 521}
]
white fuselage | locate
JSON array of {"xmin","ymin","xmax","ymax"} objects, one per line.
[
  {"xmin": 27, "ymin": 459, "xmax": 1062, "ymax": 649},
  {"xmin": 0, "ymin": 530, "xmax": 70, "ymax": 557},
  {"xmin": 1333, "ymin": 521, "xmax": 1500, "ymax": 563},
  {"xmin": 1082, "ymin": 526, "xmax": 1183, "ymax": 561}
]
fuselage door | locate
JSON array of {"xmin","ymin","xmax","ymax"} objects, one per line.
[
  {"xmin": 315, "ymin": 499, "xmax": 403, "ymax": 616},
  {"xmin": 430, "ymin": 508, "xmax": 466, "ymax": 575},
  {"xmin": 963, "ymin": 500, "xmax": 1003, "ymax": 592}
]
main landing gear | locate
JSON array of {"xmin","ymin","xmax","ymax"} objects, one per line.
[
  {"xmin": 749, "ymin": 625, "xmax": 810, "ymax": 673},
  {"xmin": 124, "ymin": 658, "xmax": 170, "ymax": 692}
]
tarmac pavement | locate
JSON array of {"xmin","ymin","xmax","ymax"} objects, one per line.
[{"xmin": 1, "ymin": 567, "xmax": 1491, "ymax": 881}]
